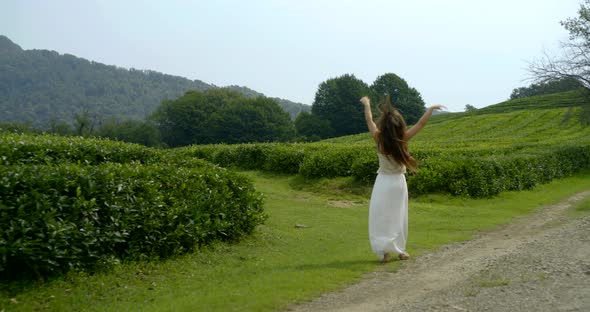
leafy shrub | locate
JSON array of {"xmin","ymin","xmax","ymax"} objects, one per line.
[
  {"xmin": 405, "ymin": 145, "xmax": 590, "ymax": 197},
  {"xmin": 298, "ymin": 145, "xmax": 365, "ymax": 178},
  {"xmin": 209, "ymin": 145, "xmax": 239, "ymax": 168},
  {"xmin": 0, "ymin": 133, "xmax": 266, "ymax": 280},
  {"xmin": 232, "ymin": 144, "xmax": 271, "ymax": 170},
  {"xmin": 0, "ymin": 132, "xmax": 162, "ymax": 166},
  {"xmin": 183, "ymin": 140, "xmax": 590, "ymax": 198},
  {"xmin": 0, "ymin": 161, "xmax": 264, "ymax": 280},
  {"xmin": 350, "ymin": 150, "xmax": 378, "ymax": 183},
  {"xmin": 0, "ymin": 122, "xmax": 40, "ymax": 134},
  {"xmin": 263, "ymin": 144, "xmax": 306, "ymax": 174},
  {"xmin": 181, "ymin": 143, "xmax": 314, "ymax": 175},
  {"xmin": 189, "ymin": 144, "xmax": 272, "ymax": 170}
]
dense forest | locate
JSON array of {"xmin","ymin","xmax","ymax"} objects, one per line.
[
  {"xmin": 0, "ymin": 35, "xmax": 309, "ymax": 128},
  {"xmin": 152, "ymin": 89, "xmax": 295, "ymax": 147}
]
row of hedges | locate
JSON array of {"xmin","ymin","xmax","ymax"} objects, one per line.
[
  {"xmin": 178, "ymin": 143, "xmax": 321, "ymax": 175},
  {"xmin": 0, "ymin": 132, "xmax": 163, "ymax": 166},
  {"xmin": 179, "ymin": 142, "xmax": 520, "ymax": 179},
  {"xmin": 0, "ymin": 133, "xmax": 265, "ymax": 280},
  {"xmin": 183, "ymin": 142, "xmax": 590, "ymax": 198},
  {"xmin": 180, "ymin": 142, "xmax": 436, "ymax": 178},
  {"xmin": 353, "ymin": 145, "xmax": 590, "ymax": 197}
]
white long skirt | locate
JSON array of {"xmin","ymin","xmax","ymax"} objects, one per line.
[{"xmin": 369, "ymin": 173, "xmax": 408, "ymax": 258}]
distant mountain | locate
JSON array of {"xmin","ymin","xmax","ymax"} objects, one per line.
[
  {"xmin": 0, "ymin": 35, "xmax": 22, "ymax": 54},
  {"xmin": 0, "ymin": 35, "xmax": 310, "ymax": 127}
]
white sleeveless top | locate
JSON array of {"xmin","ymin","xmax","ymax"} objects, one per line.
[{"xmin": 377, "ymin": 153, "xmax": 406, "ymax": 175}]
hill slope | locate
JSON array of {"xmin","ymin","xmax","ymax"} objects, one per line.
[
  {"xmin": 0, "ymin": 35, "xmax": 310, "ymax": 127},
  {"xmin": 324, "ymin": 90, "xmax": 590, "ymax": 151}
]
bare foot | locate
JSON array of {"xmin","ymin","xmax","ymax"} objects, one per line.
[{"xmin": 399, "ymin": 253, "xmax": 410, "ymax": 260}]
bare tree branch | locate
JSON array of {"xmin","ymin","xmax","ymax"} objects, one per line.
[{"xmin": 527, "ymin": 1, "xmax": 590, "ymax": 91}]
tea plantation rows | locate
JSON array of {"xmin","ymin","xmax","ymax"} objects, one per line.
[
  {"xmin": 1, "ymin": 93, "xmax": 588, "ymax": 280},
  {"xmin": 180, "ymin": 106, "xmax": 590, "ymax": 197},
  {"xmin": 0, "ymin": 133, "xmax": 265, "ymax": 280}
]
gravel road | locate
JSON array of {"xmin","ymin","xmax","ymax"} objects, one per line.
[{"xmin": 288, "ymin": 191, "xmax": 590, "ymax": 312}]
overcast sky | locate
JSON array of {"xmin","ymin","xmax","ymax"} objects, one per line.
[{"xmin": 0, "ymin": 0, "xmax": 582, "ymax": 112}]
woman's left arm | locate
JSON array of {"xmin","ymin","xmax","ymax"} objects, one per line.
[{"xmin": 404, "ymin": 105, "xmax": 445, "ymax": 140}]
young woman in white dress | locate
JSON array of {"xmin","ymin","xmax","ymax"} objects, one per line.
[{"xmin": 360, "ymin": 95, "xmax": 444, "ymax": 263}]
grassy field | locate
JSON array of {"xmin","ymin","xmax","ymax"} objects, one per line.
[
  {"xmin": 3, "ymin": 171, "xmax": 590, "ymax": 311},
  {"xmin": 324, "ymin": 106, "xmax": 590, "ymax": 150},
  {"xmin": 2, "ymin": 91, "xmax": 589, "ymax": 311}
]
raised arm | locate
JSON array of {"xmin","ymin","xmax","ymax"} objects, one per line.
[
  {"xmin": 360, "ymin": 96, "xmax": 379, "ymax": 141},
  {"xmin": 403, "ymin": 105, "xmax": 445, "ymax": 141}
]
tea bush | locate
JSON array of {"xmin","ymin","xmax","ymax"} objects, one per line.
[
  {"xmin": 298, "ymin": 145, "xmax": 366, "ymax": 178},
  {"xmin": 0, "ymin": 161, "xmax": 264, "ymax": 280},
  {"xmin": 263, "ymin": 144, "xmax": 306, "ymax": 174},
  {"xmin": 184, "ymin": 141, "xmax": 590, "ymax": 198},
  {"xmin": 0, "ymin": 133, "xmax": 266, "ymax": 280},
  {"xmin": 181, "ymin": 143, "xmax": 315, "ymax": 174},
  {"xmin": 404, "ymin": 145, "xmax": 590, "ymax": 197},
  {"xmin": 164, "ymin": 104, "xmax": 590, "ymax": 198},
  {"xmin": 0, "ymin": 132, "xmax": 162, "ymax": 166}
]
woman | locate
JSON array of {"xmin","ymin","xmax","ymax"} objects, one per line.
[{"xmin": 360, "ymin": 95, "xmax": 444, "ymax": 263}]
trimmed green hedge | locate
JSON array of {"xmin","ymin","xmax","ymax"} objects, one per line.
[
  {"xmin": 0, "ymin": 162, "xmax": 264, "ymax": 280},
  {"xmin": 181, "ymin": 143, "xmax": 305, "ymax": 174},
  {"xmin": 298, "ymin": 145, "xmax": 365, "ymax": 178},
  {"xmin": 184, "ymin": 141, "xmax": 590, "ymax": 198},
  {"xmin": 0, "ymin": 133, "xmax": 266, "ymax": 280},
  {"xmin": 263, "ymin": 144, "xmax": 306, "ymax": 174},
  {"xmin": 405, "ymin": 145, "xmax": 590, "ymax": 197},
  {"xmin": 0, "ymin": 132, "xmax": 162, "ymax": 166},
  {"xmin": 181, "ymin": 142, "xmax": 369, "ymax": 177}
]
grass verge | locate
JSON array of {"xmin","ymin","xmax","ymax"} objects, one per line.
[
  {"xmin": 2, "ymin": 172, "xmax": 590, "ymax": 311},
  {"xmin": 570, "ymin": 193, "xmax": 590, "ymax": 215}
]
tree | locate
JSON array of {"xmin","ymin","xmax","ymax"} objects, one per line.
[
  {"xmin": 150, "ymin": 89, "xmax": 294, "ymax": 147},
  {"xmin": 370, "ymin": 73, "xmax": 426, "ymax": 125},
  {"xmin": 294, "ymin": 112, "xmax": 335, "ymax": 141},
  {"xmin": 96, "ymin": 119, "xmax": 163, "ymax": 147},
  {"xmin": 150, "ymin": 89, "xmax": 236, "ymax": 147},
  {"xmin": 73, "ymin": 111, "xmax": 96, "ymax": 136},
  {"xmin": 47, "ymin": 118, "xmax": 72, "ymax": 135},
  {"xmin": 0, "ymin": 122, "xmax": 38, "ymax": 134},
  {"xmin": 210, "ymin": 96, "xmax": 295, "ymax": 144},
  {"xmin": 465, "ymin": 104, "xmax": 478, "ymax": 113},
  {"xmin": 311, "ymin": 74, "xmax": 371, "ymax": 137},
  {"xmin": 528, "ymin": 1, "xmax": 590, "ymax": 123},
  {"xmin": 510, "ymin": 77, "xmax": 582, "ymax": 99},
  {"xmin": 529, "ymin": 1, "xmax": 590, "ymax": 90}
]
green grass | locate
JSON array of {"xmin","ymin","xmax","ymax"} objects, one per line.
[
  {"xmin": 570, "ymin": 194, "xmax": 590, "ymax": 215},
  {"xmin": 477, "ymin": 89, "xmax": 589, "ymax": 113},
  {"xmin": 320, "ymin": 104, "xmax": 590, "ymax": 161},
  {"xmin": 3, "ymin": 172, "xmax": 590, "ymax": 311},
  {"xmin": 326, "ymin": 106, "xmax": 590, "ymax": 150}
]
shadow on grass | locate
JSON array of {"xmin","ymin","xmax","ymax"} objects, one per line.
[
  {"xmin": 289, "ymin": 175, "xmax": 372, "ymax": 197},
  {"xmin": 277, "ymin": 259, "xmax": 378, "ymax": 272}
]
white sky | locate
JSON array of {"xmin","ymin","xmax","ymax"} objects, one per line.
[{"xmin": 0, "ymin": 0, "xmax": 581, "ymax": 112}]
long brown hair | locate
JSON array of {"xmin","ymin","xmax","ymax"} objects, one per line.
[{"xmin": 376, "ymin": 95, "xmax": 417, "ymax": 172}]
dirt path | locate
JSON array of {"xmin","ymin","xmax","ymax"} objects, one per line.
[{"xmin": 288, "ymin": 191, "xmax": 590, "ymax": 312}]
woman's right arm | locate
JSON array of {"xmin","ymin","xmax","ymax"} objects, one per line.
[
  {"xmin": 360, "ymin": 96, "xmax": 379, "ymax": 141},
  {"xmin": 404, "ymin": 105, "xmax": 445, "ymax": 140}
]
